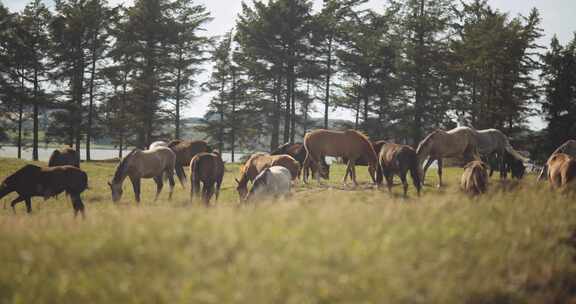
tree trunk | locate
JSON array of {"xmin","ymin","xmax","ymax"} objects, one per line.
[
  {"xmin": 17, "ymin": 72, "xmax": 24, "ymax": 159},
  {"xmin": 283, "ymin": 70, "xmax": 291, "ymax": 144},
  {"xmin": 32, "ymin": 68, "xmax": 39, "ymax": 161},
  {"xmin": 230, "ymin": 67, "xmax": 237, "ymax": 163},
  {"xmin": 290, "ymin": 74, "xmax": 296, "ymax": 143},
  {"xmin": 86, "ymin": 41, "xmax": 98, "ymax": 162},
  {"xmin": 175, "ymin": 53, "xmax": 183, "ymax": 139},
  {"xmin": 218, "ymin": 77, "xmax": 226, "ymax": 153},
  {"xmin": 413, "ymin": 0, "xmax": 426, "ymax": 143},
  {"xmin": 324, "ymin": 36, "xmax": 332, "ymax": 129},
  {"xmin": 270, "ymin": 75, "xmax": 281, "ymax": 151}
]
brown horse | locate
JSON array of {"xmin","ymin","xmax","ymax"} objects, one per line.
[
  {"xmin": 343, "ymin": 140, "xmax": 388, "ymax": 165},
  {"xmin": 48, "ymin": 147, "xmax": 80, "ymax": 168},
  {"xmin": 189, "ymin": 152, "xmax": 225, "ymax": 206},
  {"xmin": 417, "ymin": 127, "xmax": 480, "ymax": 187},
  {"xmin": 0, "ymin": 164, "xmax": 88, "ymax": 217},
  {"xmin": 108, "ymin": 147, "xmax": 176, "ymax": 203},
  {"xmin": 376, "ymin": 143, "xmax": 421, "ymax": 197},
  {"xmin": 168, "ymin": 140, "xmax": 212, "ymax": 185},
  {"xmin": 303, "ymin": 129, "xmax": 378, "ymax": 185},
  {"xmin": 460, "ymin": 160, "xmax": 489, "ymax": 196},
  {"xmin": 271, "ymin": 142, "xmax": 329, "ymax": 180},
  {"xmin": 547, "ymin": 153, "xmax": 576, "ymax": 189},
  {"xmin": 539, "ymin": 140, "xmax": 576, "ymax": 181},
  {"xmin": 235, "ymin": 153, "xmax": 300, "ymax": 199}
]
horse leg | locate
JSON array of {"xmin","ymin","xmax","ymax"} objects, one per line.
[
  {"xmin": 437, "ymin": 158, "xmax": 443, "ymax": 188},
  {"xmin": 351, "ymin": 161, "xmax": 358, "ymax": 186},
  {"xmin": 153, "ymin": 176, "xmax": 163, "ymax": 202},
  {"xmin": 167, "ymin": 170, "xmax": 175, "ymax": 200},
  {"xmin": 215, "ymin": 180, "xmax": 222, "ymax": 202},
  {"xmin": 400, "ymin": 171, "xmax": 408, "ymax": 197},
  {"xmin": 10, "ymin": 196, "xmax": 25, "ymax": 214},
  {"xmin": 422, "ymin": 158, "xmax": 435, "ymax": 184},
  {"xmin": 303, "ymin": 155, "xmax": 310, "ymax": 184},
  {"xmin": 385, "ymin": 171, "xmax": 393, "ymax": 193},
  {"xmin": 24, "ymin": 197, "xmax": 32, "ymax": 214},
  {"xmin": 500, "ymin": 152, "xmax": 507, "ymax": 179},
  {"xmin": 343, "ymin": 161, "xmax": 351, "ymax": 184},
  {"xmin": 130, "ymin": 176, "xmax": 141, "ymax": 203},
  {"xmin": 70, "ymin": 194, "xmax": 85, "ymax": 219}
]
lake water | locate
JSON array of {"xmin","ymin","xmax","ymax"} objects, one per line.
[{"xmin": 0, "ymin": 146, "xmax": 246, "ymax": 163}]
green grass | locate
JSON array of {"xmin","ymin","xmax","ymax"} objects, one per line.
[{"xmin": 1, "ymin": 157, "xmax": 576, "ymax": 303}]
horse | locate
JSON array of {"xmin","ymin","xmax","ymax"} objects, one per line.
[
  {"xmin": 460, "ymin": 160, "xmax": 489, "ymax": 196},
  {"xmin": 547, "ymin": 153, "xmax": 576, "ymax": 189},
  {"xmin": 189, "ymin": 152, "xmax": 224, "ymax": 206},
  {"xmin": 417, "ymin": 127, "xmax": 480, "ymax": 187},
  {"xmin": 149, "ymin": 140, "xmax": 168, "ymax": 150},
  {"xmin": 539, "ymin": 140, "xmax": 576, "ymax": 181},
  {"xmin": 303, "ymin": 129, "xmax": 378, "ymax": 185},
  {"xmin": 245, "ymin": 166, "xmax": 292, "ymax": 201},
  {"xmin": 48, "ymin": 147, "xmax": 80, "ymax": 168},
  {"xmin": 108, "ymin": 147, "xmax": 176, "ymax": 203},
  {"xmin": 0, "ymin": 164, "xmax": 87, "ymax": 217},
  {"xmin": 343, "ymin": 140, "xmax": 388, "ymax": 166},
  {"xmin": 168, "ymin": 140, "xmax": 212, "ymax": 185},
  {"xmin": 485, "ymin": 150, "xmax": 526, "ymax": 179},
  {"xmin": 376, "ymin": 143, "xmax": 421, "ymax": 197},
  {"xmin": 235, "ymin": 153, "xmax": 300, "ymax": 200},
  {"xmin": 472, "ymin": 128, "xmax": 528, "ymax": 179},
  {"xmin": 271, "ymin": 142, "xmax": 329, "ymax": 180}
]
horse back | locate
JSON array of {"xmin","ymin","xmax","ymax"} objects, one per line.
[
  {"xmin": 191, "ymin": 153, "xmax": 224, "ymax": 182},
  {"xmin": 270, "ymin": 155, "xmax": 300, "ymax": 180}
]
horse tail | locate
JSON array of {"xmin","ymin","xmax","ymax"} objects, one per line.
[
  {"xmin": 504, "ymin": 145, "xmax": 529, "ymax": 163},
  {"xmin": 408, "ymin": 152, "xmax": 421, "ymax": 193}
]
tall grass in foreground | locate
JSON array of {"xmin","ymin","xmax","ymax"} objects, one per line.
[{"xmin": 0, "ymin": 157, "xmax": 575, "ymax": 303}]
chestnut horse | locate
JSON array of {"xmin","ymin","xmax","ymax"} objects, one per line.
[
  {"xmin": 0, "ymin": 164, "xmax": 88, "ymax": 217},
  {"xmin": 547, "ymin": 153, "xmax": 576, "ymax": 189},
  {"xmin": 271, "ymin": 142, "xmax": 329, "ymax": 180},
  {"xmin": 539, "ymin": 140, "xmax": 576, "ymax": 181},
  {"xmin": 189, "ymin": 152, "xmax": 224, "ymax": 206},
  {"xmin": 376, "ymin": 143, "xmax": 421, "ymax": 197},
  {"xmin": 417, "ymin": 127, "xmax": 480, "ymax": 187},
  {"xmin": 460, "ymin": 161, "xmax": 489, "ymax": 196},
  {"xmin": 303, "ymin": 129, "xmax": 378, "ymax": 185},
  {"xmin": 168, "ymin": 140, "xmax": 212, "ymax": 185},
  {"xmin": 48, "ymin": 147, "xmax": 80, "ymax": 168},
  {"xmin": 235, "ymin": 153, "xmax": 300, "ymax": 199}
]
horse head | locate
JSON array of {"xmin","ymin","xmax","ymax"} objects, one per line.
[{"xmin": 108, "ymin": 181, "xmax": 123, "ymax": 202}]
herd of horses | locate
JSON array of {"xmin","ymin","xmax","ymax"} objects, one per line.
[{"xmin": 1, "ymin": 128, "xmax": 576, "ymax": 217}]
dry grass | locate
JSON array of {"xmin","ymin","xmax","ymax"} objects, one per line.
[{"xmin": 0, "ymin": 157, "xmax": 575, "ymax": 303}]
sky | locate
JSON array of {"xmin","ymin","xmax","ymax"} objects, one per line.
[{"xmin": 3, "ymin": 0, "xmax": 576, "ymax": 129}]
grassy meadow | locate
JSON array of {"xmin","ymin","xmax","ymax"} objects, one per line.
[{"xmin": 1, "ymin": 157, "xmax": 576, "ymax": 303}]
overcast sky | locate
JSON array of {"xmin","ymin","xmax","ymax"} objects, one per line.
[{"xmin": 3, "ymin": 0, "xmax": 575, "ymax": 129}]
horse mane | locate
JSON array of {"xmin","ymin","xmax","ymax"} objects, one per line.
[
  {"xmin": 112, "ymin": 149, "xmax": 139, "ymax": 183},
  {"xmin": 417, "ymin": 130, "xmax": 441, "ymax": 152}
]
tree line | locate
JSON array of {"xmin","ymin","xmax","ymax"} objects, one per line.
[{"xmin": 0, "ymin": 0, "xmax": 574, "ymax": 163}]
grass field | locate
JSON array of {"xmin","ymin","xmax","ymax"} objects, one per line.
[{"xmin": 1, "ymin": 157, "xmax": 576, "ymax": 303}]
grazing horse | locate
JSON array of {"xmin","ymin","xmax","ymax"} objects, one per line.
[
  {"xmin": 472, "ymin": 128, "xmax": 528, "ymax": 179},
  {"xmin": 245, "ymin": 166, "xmax": 292, "ymax": 201},
  {"xmin": 168, "ymin": 140, "xmax": 212, "ymax": 185},
  {"xmin": 460, "ymin": 160, "xmax": 489, "ymax": 196},
  {"xmin": 48, "ymin": 147, "xmax": 80, "ymax": 168},
  {"xmin": 108, "ymin": 147, "xmax": 176, "ymax": 203},
  {"xmin": 235, "ymin": 153, "xmax": 300, "ymax": 200},
  {"xmin": 376, "ymin": 143, "xmax": 421, "ymax": 197},
  {"xmin": 417, "ymin": 127, "xmax": 480, "ymax": 187},
  {"xmin": 149, "ymin": 140, "xmax": 168, "ymax": 150},
  {"xmin": 486, "ymin": 150, "xmax": 526, "ymax": 179},
  {"xmin": 303, "ymin": 129, "xmax": 378, "ymax": 185},
  {"xmin": 189, "ymin": 152, "xmax": 224, "ymax": 206},
  {"xmin": 539, "ymin": 140, "xmax": 576, "ymax": 181},
  {"xmin": 271, "ymin": 142, "xmax": 329, "ymax": 180},
  {"xmin": 547, "ymin": 153, "xmax": 576, "ymax": 189},
  {"xmin": 0, "ymin": 164, "xmax": 87, "ymax": 217}
]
